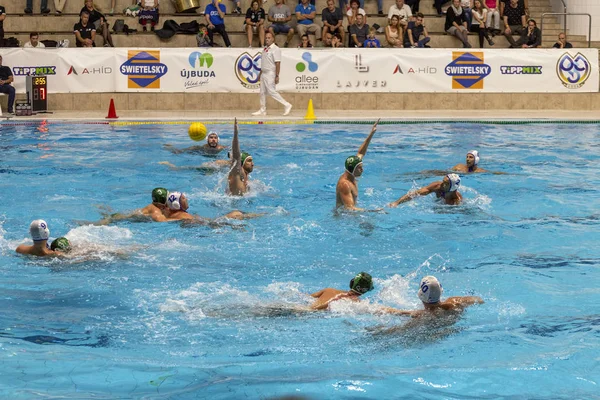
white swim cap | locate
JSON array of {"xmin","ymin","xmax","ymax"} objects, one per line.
[
  {"xmin": 467, "ymin": 150, "xmax": 480, "ymax": 165},
  {"xmin": 29, "ymin": 219, "xmax": 50, "ymax": 241},
  {"xmin": 207, "ymin": 131, "xmax": 219, "ymax": 140},
  {"xmin": 446, "ymin": 173, "xmax": 461, "ymax": 192},
  {"xmin": 418, "ymin": 276, "xmax": 443, "ymax": 304},
  {"xmin": 167, "ymin": 191, "xmax": 183, "ymax": 210}
]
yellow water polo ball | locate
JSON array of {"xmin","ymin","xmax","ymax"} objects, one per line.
[{"xmin": 188, "ymin": 122, "xmax": 208, "ymax": 141}]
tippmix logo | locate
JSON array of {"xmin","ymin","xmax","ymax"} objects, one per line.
[
  {"xmin": 13, "ymin": 66, "xmax": 57, "ymax": 76},
  {"xmin": 235, "ymin": 52, "xmax": 261, "ymax": 90},
  {"xmin": 120, "ymin": 50, "xmax": 168, "ymax": 89},
  {"xmin": 445, "ymin": 52, "xmax": 491, "ymax": 89},
  {"xmin": 556, "ymin": 52, "xmax": 591, "ymax": 89},
  {"xmin": 295, "ymin": 52, "xmax": 319, "ymax": 90}
]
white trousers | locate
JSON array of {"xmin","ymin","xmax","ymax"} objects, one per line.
[
  {"xmin": 485, "ymin": 9, "xmax": 501, "ymax": 30},
  {"xmin": 54, "ymin": 0, "xmax": 67, "ymax": 12},
  {"xmin": 259, "ymin": 72, "xmax": 290, "ymax": 112}
]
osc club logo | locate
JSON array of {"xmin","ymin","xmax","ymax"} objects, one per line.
[
  {"xmin": 445, "ymin": 52, "xmax": 491, "ymax": 89},
  {"xmin": 120, "ymin": 50, "xmax": 168, "ymax": 89},
  {"xmin": 556, "ymin": 52, "xmax": 591, "ymax": 89},
  {"xmin": 235, "ymin": 52, "xmax": 261, "ymax": 90}
]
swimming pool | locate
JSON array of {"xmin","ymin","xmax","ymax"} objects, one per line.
[{"xmin": 0, "ymin": 120, "xmax": 599, "ymax": 399}]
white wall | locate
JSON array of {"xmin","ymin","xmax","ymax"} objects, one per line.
[{"xmin": 550, "ymin": 0, "xmax": 600, "ymax": 41}]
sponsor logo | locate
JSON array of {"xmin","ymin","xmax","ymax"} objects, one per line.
[
  {"xmin": 500, "ymin": 66, "xmax": 542, "ymax": 75},
  {"xmin": 556, "ymin": 52, "xmax": 591, "ymax": 89},
  {"xmin": 354, "ymin": 54, "xmax": 369, "ymax": 72},
  {"xmin": 295, "ymin": 52, "xmax": 319, "ymax": 90},
  {"xmin": 336, "ymin": 80, "xmax": 387, "ymax": 88},
  {"xmin": 235, "ymin": 52, "xmax": 261, "ymax": 90},
  {"xmin": 120, "ymin": 50, "xmax": 167, "ymax": 89},
  {"xmin": 393, "ymin": 64, "xmax": 437, "ymax": 74},
  {"xmin": 445, "ymin": 52, "xmax": 491, "ymax": 89},
  {"xmin": 67, "ymin": 66, "xmax": 112, "ymax": 75},
  {"xmin": 13, "ymin": 66, "xmax": 57, "ymax": 76},
  {"xmin": 181, "ymin": 51, "xmax": 216, "ymax": 90}
]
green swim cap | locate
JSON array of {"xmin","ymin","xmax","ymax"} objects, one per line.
[
  {"xmin": 50, "ymin": 237, "xmax": 71, "ymax": 252},
  {"xmin": 152, "ymin": 187, "xmax": 168, "ymax": 205},
  {"xmin": 345, "ymin": 156, "xmax": 363, "ymax": 174},
  {"xmin": 350, "ymin": 272, "xmax": 374, "ymax": 294},
  {"xmin": 241, "ymin": 152, "xmax": 252, "ymax": 165}
]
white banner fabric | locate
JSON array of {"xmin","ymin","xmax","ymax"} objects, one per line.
[{"xmin": 0, "ymin": 47, "xmax": 598, "ymax": 94}]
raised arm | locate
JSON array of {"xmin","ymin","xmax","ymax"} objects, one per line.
[
  {"xmin": 357, "ymin": 119, "xmax": 379, "ymax": 159},
  {"xmin": 230, "ymin": 118, "xmax": 241, "ymax": 175},
  {"xmin": 389, "ymin": 181, "xmax": 438, "ymax": 207}
]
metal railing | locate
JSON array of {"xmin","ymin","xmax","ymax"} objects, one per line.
[
  {"xmin": 541, "ymin": 13, "xmax": 592, "ymax": 48},
  {"xmin": 559, "ymin": 0, "xmax": 567, "ymax": 31}
]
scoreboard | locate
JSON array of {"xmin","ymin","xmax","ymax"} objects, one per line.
[{"xmin": 26, "ymin": 75, "xmax": 48, "ymax": 112}]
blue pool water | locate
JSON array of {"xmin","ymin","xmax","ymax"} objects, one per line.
[{"xmin": 0, "ymin": 121, "xmax": 599, "ymax": 399}]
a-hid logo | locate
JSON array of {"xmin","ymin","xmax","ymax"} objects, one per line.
[
  {"xmin": 120, "ymin": 50, "xmax": 167, "ymax": 89},
  {"xmin": 295, "ymin": 52, "xmax": 318, "ymax": 90},
  {"xmin": 67, "ymin": 66, "xmax": 112, "ymax": 75},
  {"xmin": 556, "ymin": 52, "xmax": 590, "ymax": 89},
  {"xmin": 445, "ymin": 52, "xmax": 491, "ymax": 89},
  {"xmin": 13, "ymin": 66, "xmax": 57, "ymax": 76},
  {"xmin": 181, "ymin": 52, "xmax": 216, "ymax": 79},
  {"xmin": 235, "ymin": 52, "xmax": 261, "ymax": 90}
]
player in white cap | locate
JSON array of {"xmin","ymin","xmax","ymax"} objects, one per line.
[
  {"xmin": 15, "ymin": 219, "xmax": 64, "ymax": 257},
  {"xmin": 389, "ymin": 173, "xmax": 463, "ymax": 207},
  {"xmin": 452, "ymin": 150, "xmax": 487, "ymax": 173}
]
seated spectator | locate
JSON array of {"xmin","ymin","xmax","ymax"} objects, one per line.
[
  {"xmin": 552, "ymin": 32, "xmax": 572, "ymax": 49},
  {"xmin": 0, "ymin": 5, "xmax": 5, "ymax": 44},
  {"xmin": 230, "ymin": 0, "xmax": 242, "ymax": 14},
  {"xmin": 516, "ymin": 18, "xmax": 540, "ymax": 48},
  {"xmin": 404, "ymin": 12, "xmax": 430, "ymax": 47},
  {"xmin": 405, "ymin": 0, "xmax": 420, "ymax": 12},
  {"xmin": 81, "ymin": 0, "xmax": 114, "ymax": 47},
  {"xmin": 25, "ymin": 0, "xmax": 50, "ymax": 14},
  {"xmin": 388, "ymin": 0, "xmax": 411, "ymax": 37},
  {"xmin": 322, "ymin": 0, "xmax": 345, "ymax": 45},
  {"xmin": 298, "ymin": 34, "xmax": 313, "ymax": 48},
  {"xmin": 0, "ymin": 55, "xmax": 14, "ymax": 114},
  {"xmin": 500, "ymin": 0, "xmax": 528, "ymax": 18},
  {"xmin": 205, "ymin": 0, "xmax": 231, "ymax": 47},
  {"xmin": 245, "ymin": 0, "xmax": 265, "ymax": 47},
  {"xmin": 74, "ymin": 10, "xmax": 96, "ymax": 47},
  {"xmin": 323, "ymin": 32, "xmax": 343, "ymax": 47},
  {"xmin": 470, "ymin": 0, "xmax": 494, "ymax": 47},
  {"xmin": 54, "ymin": 0, "xmax": 67, "ymax": 15},
  {"xmin": 502, "ymin": 0, "xmax": 526, "ymax": 48},
  {"xmin": 349, "ymin": 13, "xmax": 369, "ymax": 48},
  {"xmin": 295, "ymin": 0, "xmax": 320, "ymax": 47},
  {"xmin": 485, "ymin": 0, "xmax": 501, "ymax": 34},
  {"xmin": 347, "ymin": 0, "xmax": 366, "ymax": 27},
  {"xmin": 267, "ymin": 0, "xmax": 295, "ymax": 48},
  {"xmin": 364, "ymin": 27, "xmax": 381, "ymax": 47},
  {"xmin": 24, "ymin": 32, "xmax": 46, "ymax": 48},
  {"xmin": 445, "ymin": 0, "xmax": 471, "ymax": 48},
  {"xmin": 434, "ymin": 0, "xmax": 450, "ymax": 16},
  {"xmin": 196, "ymin": 23, "xmax": 211, "ymax": 47},
  {"xmin": 385, "ymin": 15, "xmax": 403, "ymax": 48},
  {"xmin": 138, "ymin": 0, "xmax": 160, "ymax": 32},
  {"xmin": 460, "ymin": 0, "xmax": 473, "ymax": 30}
]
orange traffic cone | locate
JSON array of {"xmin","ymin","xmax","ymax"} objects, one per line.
[{"xmin": 105, "ymin": 98, "xmax": 119, "ymax": 119}]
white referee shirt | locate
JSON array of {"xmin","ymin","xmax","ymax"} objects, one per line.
[{"xmin": 261, "ymin": 43, "xmax": 281, "ymax": 75}]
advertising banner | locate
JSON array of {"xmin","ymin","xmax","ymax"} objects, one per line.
[{"xmin": 1, "ymin": 47, "xmax": 598, "ymax": 94}]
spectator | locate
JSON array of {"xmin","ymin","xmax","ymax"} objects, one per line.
[
  {"xmin": 445, "ymin": 0, "xmax": 471, "ymax": 48},
  {"xmin": 0, "ymin": 5, "xmax": 5, "ymax": 45},
  {"xmin": 295, "ymin": 0, "xmax": 320, "ymax": 47},
  {"xmin": 404, "ymin": 12, "xmax": 430, "ymax": 47},
  {"xmin": 385, "ymin": 15, "xmax": 402, "ymax": 48},
  {"xmin": 484, "ymin": 0, "xmax": 501, "ymax": 34},
  {"xmin": 516, "ymin": 18, "xmax": 540, "ymax": 48},
  {"xmin": 245, "ymin": 0, "xmax": 265, "ymax": 47},
  {"xmin": 138, "ymin": 0, "xmax": 160, "ymax": 32},
  {"xmin": 24, "ymin": 32, "xmax": 46, "ymax": 48},
  {"xmin": 110, "ymin": 0, "xmax": 117, "ymax": 16},
  {"xmin": 460, "ymin": 0, "xmax": 472, "ymax": 30},
  {"xmin": 230, "ymin": 0, "xmax": 242, "ymax": 14},
  {"xmin": 25, "ymin": 0, "xmax": 50, "ymax": 14},
  {"xmin": 347, "ymin": 0, "xmax": 366, "ymax": 27},
  {"xmin": 387, "ymin": 0, "xmax": 411, "ymax": 38},
  {"xmin": 54, "ymin": 0, "xmax": 67, "ymax": 15},
  {"xmin": 552, "ymin": 32, "xmax": 572, "ymax": 49},
  {"xmin": 298, "ymin": 33, "xmax": 313, "ymax": 48},
  {"xmin": 502, "ymin": 0, "xmax": 526, "ymax": 48},
  {"xmin": 500, "ymin": 0, "xmax": 528, "ymax": 18},
  {"xmin": 323, "ymin": 32, "xmax": 343, "ymax": 47},
  {"xmin": 322, "ymin": 0, "xmax": 345, "ymax": 45},
  {"xmin": 205, "ymin": 0, "xmax": 231, "ymax": 47},
  {"xmin": 196, "ymin": 23, "xmax": 211, "ymax": 47},
  {"xmin": 81, "ymin": 0, "xmax": 114, "ymax": 47},
  {"xmin": 74, "ymin": 10, "xmax": 96, "ymax": 47},
  {"xmin": 434, "ymin": 0, "xmax": 450, "ymax": 17},
  {"xmin": 471, "ymin": 0, "xmax": 494, "ymax": 47},
  {"xmin": 405, "ymin": 0, "xmax": 420, "ymax": 12},
  {"xmin": 0, "ymin": 55, "xmax": 14, "ymax": 114},
  {"xmin": 267, "ymin": 0, "xmax": 295, "ymax": 48},
  {"xmin": 349, "ymin": 13, "xmax": 368, "ymax": 48},
  {"xmin": 364, "ymin": 27, "xmax": 381, "ymax": 47}
]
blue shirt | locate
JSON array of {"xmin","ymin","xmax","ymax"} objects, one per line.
[
  {"xmin": 295, "ymin": 4, "xmax": 316, "ymax": 25},
  {"xmin": 363, "ymin": 38, "xmax": 381, "ymax": 48},
  {"xmin": 205, "ymin": 3, "xmax": 226, "ymax": 26}
]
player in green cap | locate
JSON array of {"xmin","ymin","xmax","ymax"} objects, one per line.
[
  {"xmin": 309, "ymin": 272, "xmax": 374, "ymax": 310},
  {"xmin": 228, "ymin": 118, "xmax": 254, "ymax": 196},
  {"xmin": 95, "ymin": 187, "xmax": 172, "ymax": 225},
  {"xmin": 336, "ymin": 119, "xmax": 379, "ymax": 210},
  {"xmin": 50, "ymin": 237, "xmax": 71, "ymax": 252}
]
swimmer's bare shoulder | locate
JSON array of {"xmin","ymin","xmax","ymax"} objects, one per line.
[{"xmin": 444, "ymin": 296, "xmax": 484, "ymax": 309}]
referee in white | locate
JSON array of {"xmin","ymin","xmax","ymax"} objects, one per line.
[{"xmin": 252, "ymin": 31, "xmax": 293, "ymax": 116}]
